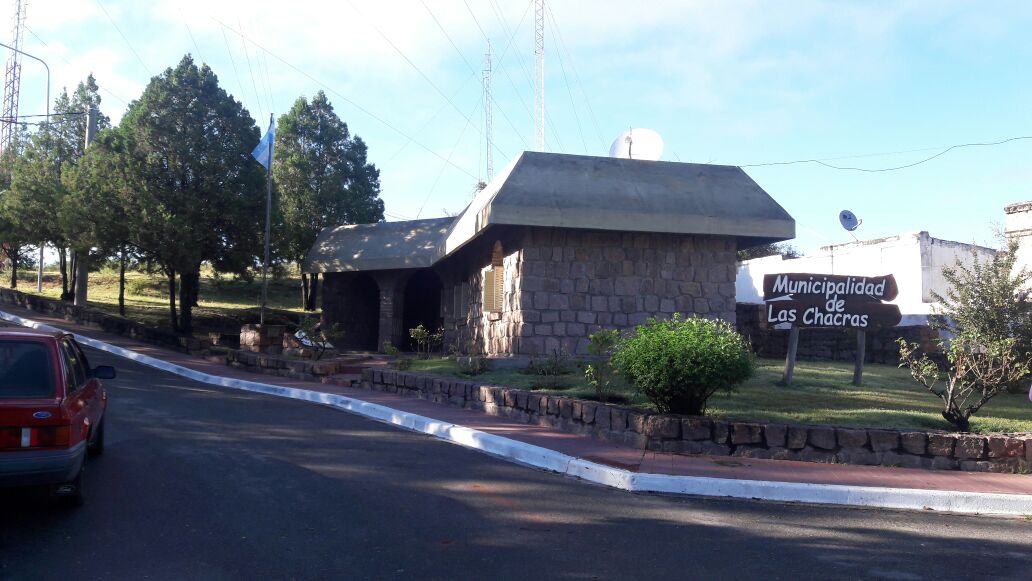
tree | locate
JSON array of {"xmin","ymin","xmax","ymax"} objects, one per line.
[
  {"xmin": 117, "ymin": 55, "xmax": 265, "ymax": 333},
  {"xmin": 60, "ymin": 128, "xmax": 136, "ymax": 315},
  {"xmin": 0, "ymin": 124, "xmax": 33, "ymax": 289},
  {"xmin": 897, "ymin": 241, "xmax": 1032, "ymax": 431},
  {"xmin": 275, "ymin": 91, "xmax": 384, "ymax": 310},
  {"xmin": 737, "ymin": 242, "xmax": 801, "ymax": 262},
  {"xmin": 3, "ymin": 75, "xmax": 111, "ymax": 299}
]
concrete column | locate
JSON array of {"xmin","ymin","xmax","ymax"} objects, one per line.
[{"xmin": 372, "ymin": 271, "xmax": 411, "ymax": 351}]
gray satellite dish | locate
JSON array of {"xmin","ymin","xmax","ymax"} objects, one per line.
[
  {"xmin": 609, "ymin": 128, "xmax": 664, "ymax": 160},
  {"xmin": 839, "ymin": 210, "xmax": 861, "ymax": 232}
]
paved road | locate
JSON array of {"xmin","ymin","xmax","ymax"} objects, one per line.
[{"xmin": 1, "ymin": 348, "xmax": 1029, "ymax": 580}]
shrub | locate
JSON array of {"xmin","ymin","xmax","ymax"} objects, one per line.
[
  {"xmin": 584, "ymin": 329, "xmax": 620, "ymax": 403},
  {"xmin": 898, "ymin": 333, "xmax": 1028, "ymax": 432},
  {"xmin": 611, "ymin": 314, "xmax": 753, "ymax": 415},
  {"xmin": 526, "ymin": 347, "xmax": 573, "ymax": 389},
  {"xmin": 457, "ymin": 356, "xmax": 490, "ymax": 376},
  {"xmin": 383, "ymin": 340, "xmax": 411, "ymax": 370},
  {"xmin": 409, "ymin": 325, "xmax": 444, "ymax": 360}
]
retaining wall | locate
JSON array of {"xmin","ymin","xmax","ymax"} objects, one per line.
[
  {"xmin": 359, "ymin": 368, "xmax": 1032, "ymax": 474},
  {"xmin": 0, "ymin": 287, "xmax": 205, "ymax": 354}
]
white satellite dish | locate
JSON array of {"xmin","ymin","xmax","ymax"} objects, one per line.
[
  {"xmin": 609, "ymin": 128, "xmax": 664, "ymax": 161},
  {"xmin": 839, "ymin": 210, "xmax": 861, "ymax": 232}
]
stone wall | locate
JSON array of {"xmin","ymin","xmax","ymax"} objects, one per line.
[
  {"xmin": 736, "ymin": 303, "xmax": 941, "ymax": 363},
  {"xmin": 359, "ymin": 368, "xmax": 1032, "ymax": 474},
  {"xmin": 437, "ymin": 226, "xmax": 738, "ymax": 357},
  {"xmin": 225, "ymin": 349, "xmax": 356, "ymax": 382},
  {"xmin": 0, "ymin": 287, "xmax": 205, "ymax": 354}
]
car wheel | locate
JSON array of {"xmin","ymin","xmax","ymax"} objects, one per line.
[
  {"xmin": 56, "ymin": 456, "xmax": 86, "ymax": 508},
  {"xmin": 88, "ymin": 418, "xmax": 105, "ymax": 457}
]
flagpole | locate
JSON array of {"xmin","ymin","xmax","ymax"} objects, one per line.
[{"xmin": 260, "ymin": 112, "xmax": 273, "ymax": 326}]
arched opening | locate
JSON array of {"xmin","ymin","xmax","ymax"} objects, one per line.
[
  {"xmin": 401, "ymin": 269, "xmax": 443, "ymax": 351},
  {"xmin": 325, "ymin": 272, "xmax": 380, "ymax": 351}
]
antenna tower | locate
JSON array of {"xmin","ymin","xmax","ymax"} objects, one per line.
[
  {"xmin": 534, "ymin": 0, "xmax": 544, "ymax": 151},
  {"xmin": 483, "ymin": 41, "xmax": 493, "ymax": 180},
  {"xmin": 0, "ymin": 0, "xmax": 25, "ymax": 155}
]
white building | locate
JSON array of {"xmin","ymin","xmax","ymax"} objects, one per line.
[
  {"xmin": 1005, "ymin": 201, "xmax": 1032, "ymax": 275},
  {"xmin": 736, "ymin": 231, "xmax": 997, "ymax": 326}
]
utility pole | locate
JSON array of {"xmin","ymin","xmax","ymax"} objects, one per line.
[
  {"xmin": 0, "ymin": 0, "xmax": 25, "ymax": 155},
  {"xmin": 260, "ymin": 112, "xmax": 273, "ymax": 326},
  {"xmin": 73, "ymin": 107, "xmax": 97, "ymax": 307},
  {"xmin": 483, "ymin": 41, "xmax": 493, "ymax": 181},
  {"xmin": 534, "ymin": 0, "xmax": 545, "ymax": 152}
]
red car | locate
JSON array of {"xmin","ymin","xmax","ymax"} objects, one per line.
[{"xmin": 0, "ymin": 328, "xmax": 114, "ymax": 506}]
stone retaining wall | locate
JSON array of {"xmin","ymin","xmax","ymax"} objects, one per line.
[
  {"xmin": 0, "ymin": 287, "xmax": 205, "ymax": 354},
  {"xmin": 225, "ymin": 349, "xmax": 352, "ymax": 382},
  {"xmin": 359, "ymin": 368, "xmax": 1032, "ymax": 474}
]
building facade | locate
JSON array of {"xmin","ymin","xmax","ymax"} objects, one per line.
[{"xmin": 307, "ymin": 152, "xmax": 794, "ymax": 357}]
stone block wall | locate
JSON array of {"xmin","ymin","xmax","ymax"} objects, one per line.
[
  {"xmin": 359, "ymin": 368, "xmax": 1032, "ymax": 474},
  {"xmin": 438, "ymin": 227, "xmax": 738, "ymax": 357},
  {"xmin": 737, "ymin": 303, "xmax": 941, "ymax": 363},
  {"xmin": 0, "ymin": 287, "xmax": 205, "ymax": 354}
]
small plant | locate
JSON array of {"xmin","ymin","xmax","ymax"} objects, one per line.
[
  {"xmin": 409, "ymin": 325, "xmax": 445, "ymax": 359},
  {"xmin": 383, "ymin": 340, "xmax": 411, "ymax": 370},
  {"xmin": 584, "ymin": 329, "xmax": 620, "ymax": 403},
  {"xmin": 526, "ymin": 347, "xmax": 573, "ymax": 389},
  {"xmin": 611, "ymin": 314, "xmax": 753, "ymax": 415},
  {"xmin": 457, "ymin": 355, "xmax": 490, "ymax": 376},
  {"xmin": 898, "ymin": 333, "xmax": 1029, "ymax": 432}
]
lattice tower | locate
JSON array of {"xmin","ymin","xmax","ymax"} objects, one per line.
[{"xmin": 0, "ymin": 0, "xmax": 26, "ymax": 155}]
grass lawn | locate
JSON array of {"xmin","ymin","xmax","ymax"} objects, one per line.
[
  {"xmin": 10, "ymin": 268, "xmax": 311, "ymax": 337},
  {"xmin": 408, "ymin": 357, "xmax": 1032, "ymax": 434}
]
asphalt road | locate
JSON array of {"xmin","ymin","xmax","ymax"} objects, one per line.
[{"xmin": 1, "ymin": 347, "xmax": 1029, "ymax": 580}]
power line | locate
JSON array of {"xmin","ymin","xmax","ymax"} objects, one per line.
[
  {"xmin": 236, "ymin": 15, "xmax": 265, "ymax": 121},
  {"xmin": 211, "ymin": 16, "xmax": 478, "ymax": 180},
  {"xmin": 546, "ymin": 4, "xmax": 605, "ymax": 150},
  {"xmin": 419, "ymin": 0, "xmax": 529, "ymax": 151},
  {"xmin": 416, "ymin": 97, "xmax": 481, "ymax": 218},
  {"xmin": 177, "ymin": 5, "xmax": 203, "ymax": 64},
  {"xmin": 740, "ymin": 136, "xmax": 1032, "ymax": 172},
  {"xmin": 344, "ymin": 0, "xmax": 507, "ymax": 161},
  {"xmin": 94, "ymin": 0, "xmax": 150, "ymax": 74},
  {"xmin": 23, "ymin": 26, "xmax": 128, "ymax": 106},
  {"xmin": 219, "ymin": 26, "xmax": 247, "ymax": 116},
  {"xmin": 545, "ymin": 7, "xmax": 586, "ymax": 152}
]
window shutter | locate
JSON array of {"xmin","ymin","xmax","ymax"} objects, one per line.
[
  {"xmin": 493, "ymin": 264, "xmax": 504, "ymax": 311},
  {"xmin": 483, "ymin": 268, "xmax": 496, "ymax": 312}
]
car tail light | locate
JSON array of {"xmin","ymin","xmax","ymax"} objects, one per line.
[{"xmin": 0, "ymin": 426, "xmax": 71, "ymax": 450}]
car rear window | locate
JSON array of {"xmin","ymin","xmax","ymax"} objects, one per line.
[{"xmin": 0, "ymin": 341, "xmax": 55, "ymax": 398}]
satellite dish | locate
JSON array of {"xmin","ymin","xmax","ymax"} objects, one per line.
[
  {"xmin": 609, "ymin": 128, "xmax": 664, "ymax": 161},
  {"xmin": 839, "ymin": 210, "xmax": 861, "ymax": 232}
]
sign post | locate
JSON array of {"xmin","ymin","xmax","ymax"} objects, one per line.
[{"xmin": 763, "ymin": 273, "xmax": 901, "ymax": 385}]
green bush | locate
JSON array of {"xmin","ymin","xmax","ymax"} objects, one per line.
[
  {"xmin": 584, "ymin": 329, "xmax": 620, "ymax": 403},
  {"xmin": 611, "ymin": 314, "xmax": 753, "ymax": 415}
]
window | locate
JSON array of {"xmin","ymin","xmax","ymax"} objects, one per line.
[
  {"xmin": 61, "ymin": 339, "xmax": 87, "ymax": 391},
  {"xmin": 0, "ymin": 341, "xmax": 55, "ymax": 398},
  {"xmin": 483, "ymin": 242, "xmax": 505, "ymax": 313}
]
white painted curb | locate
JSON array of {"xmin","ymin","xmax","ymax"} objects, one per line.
[{"xmin": 4, "ymin": 309, "xmax": 1031, "ymax": 516}]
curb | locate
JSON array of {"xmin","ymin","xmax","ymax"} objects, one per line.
[{"xmin": 4, "ymin": 309, "xmax": 1031, "ymax": 516}]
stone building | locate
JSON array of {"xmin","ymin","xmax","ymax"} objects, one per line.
[{"xmin": 304, "ymin": 151, "xmax": 795, "ymax": 357}]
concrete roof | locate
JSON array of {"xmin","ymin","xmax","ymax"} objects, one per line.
[
  {"xmin": 304, "ymin": 217, "xmax": 452, "ymax": 273},
  {"xmin": 304, "ymin": 151, "xmax": 795, "ymax": 273},
  {"xmin": 445, "ymin": 151, "xmax": 794, "ymax": 256}
]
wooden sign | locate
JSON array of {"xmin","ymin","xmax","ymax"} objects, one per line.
[
  {"xmin": 762, "ymin": 273, "xmax": 902, "ymax": 386},
  {"xmin": 762, "ymin": 273, "xmax": 901, "ymax": 329}
]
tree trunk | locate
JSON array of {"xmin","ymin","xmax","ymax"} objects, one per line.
[
  {"xmin": 189, "ymin": 271, "xmax": 200, "ymax": 307},
  {"xmin": 167, "ymin": 269, "xmax": 178, "ymax": 332},
  {"xmin": 68, "ymin": 252, "xmax": 78, "ymax": 301},
  {"xmin": 9, "ymin": 246, "xmax": 17, "ymax": 289},
  {"xmin": 73, "ymin": 251, "xmax": 89, "ymax": 306},
  {"xmin": 178, "ymin": 268, "xmax": 199, "ymax": 334},
  {"xmin": 307, "ymin": 272, "xmax": 319, "ymax": 311},
  {"xmin": 59, "ymin": 248, "xmax": 69, "ymax": 299},
  {"xmin": 300, "ymin": 271, "xmax": 309, "ymax": 311},
  {"xmin": 118, "ymin": 247, "xmax": 127, "ymax": 317}
]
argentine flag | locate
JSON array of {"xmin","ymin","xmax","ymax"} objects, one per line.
[{"xmin": 251, "ymin": 119, "xmax": 275, "ymax": 170}]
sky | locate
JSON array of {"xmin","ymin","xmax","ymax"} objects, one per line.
[{"xmin": 8, "ymin": 0, "xmax": 1032, "ymax": 254}]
